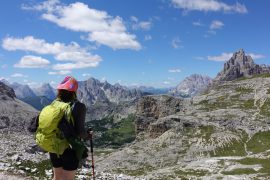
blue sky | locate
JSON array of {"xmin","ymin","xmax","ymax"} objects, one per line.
[{"xmin": 0, "ymin": 0, "xmax": 269, "ymax": 88}]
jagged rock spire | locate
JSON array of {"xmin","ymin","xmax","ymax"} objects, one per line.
[{"xmin": 214, "ymin": 49, "xmax": 270, "ymax": 82}]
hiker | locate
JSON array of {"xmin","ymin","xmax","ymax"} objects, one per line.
[{"xmin": 35, "ymin": 76, "xmax": 91, "ymax": 180}]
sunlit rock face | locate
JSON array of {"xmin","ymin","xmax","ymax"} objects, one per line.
[{"xmin": 214, "ymin": 49, "xmax": 270, "ymax": 82}]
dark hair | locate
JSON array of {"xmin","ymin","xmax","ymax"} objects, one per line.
[{"xmin": 57, "ymin": 89, "xmax": 76, "ymax": 103}]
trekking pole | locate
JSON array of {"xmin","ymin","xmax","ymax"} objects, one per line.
[{"xmin": 89, "ymin": 129, "xmax": 95, "ymax": 180}]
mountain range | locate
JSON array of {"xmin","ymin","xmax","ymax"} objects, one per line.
[
  {"xmin": 130, "ymin": 86, "xmax": 170, "ymax": 95},
  {"xmin": 0, "ymin": 81, "xmax": 55, "ymax": 110},
  {"xmin": 77, "ymin": 78, "xmax": 144, "ymax": 107},
  {"xmin": 1, "ymin": 74, "xmax": 208, "ymax": 112},
  {"xmin": 2, "ymin": 49, "xmax": 270, "ymax": 179}
]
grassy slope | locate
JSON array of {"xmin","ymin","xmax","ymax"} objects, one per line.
[{"xmin": 86, "ymin": 114, "xmax": 136, "ymax": 148}]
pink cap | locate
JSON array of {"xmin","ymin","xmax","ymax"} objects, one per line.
[{"xmin": 57, "ymin": 76, "xmax": 78, "ymax": 92}]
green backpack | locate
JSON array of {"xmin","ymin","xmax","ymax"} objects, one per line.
[{"xmin": 35, "ymin": 99, "xmax": 73, "ymax": 155}]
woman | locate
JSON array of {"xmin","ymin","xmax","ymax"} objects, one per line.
[{"xmin": 49, "ymin": 76, "xmax": 89, "ymax": 180}]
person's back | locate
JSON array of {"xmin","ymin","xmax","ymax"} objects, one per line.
[
  {"xmin": 37, "ymin": 76, "xmax": 89, "ymax": 180},
  {"xmin": 36, "ymin": 99, "xmax": 72, "ymax": 155}
]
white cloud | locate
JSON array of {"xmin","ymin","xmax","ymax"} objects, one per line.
[
  {"xmin": 2, "ymin": 36, "xmax": 101, "ymax": 70},
  {"xmin": 171, "ymin": 0, "xmax": 247, "ymax": 14},
  {"xmin": 14, "ymin": 55, "xmax": 50, "ymax": 68},
  {"xmin": 169, "ymin": 69, "xmax": 181, "ymax": 73},
  {"xmin": 3, "ymin": 36, "xmax": 101, "ymax": 62},
  {"xmin": 163, "ymin": 81, "xmax": 171, "ymax": 85},
  {"xmin": 168, "ymin": 77, "xmax": 175, "ymax": 80},
  {"xmin": 50, "ymin": 81, "xmax": 57, "ymax": 88},
  {"xmin": 88, "ymin": 31, "xmax": 140, "ymax": 50},
  {"xmin": 22, "ymin": 0, "xmax": 59, "ymax": 12},
  {"xmin": 48, "ymin": 70, "xmax": 71, "ymax": 75},
  {"xmin": 194, "ymin": 56, "xmax": 205, "ymax": 60},
  {"xmin": 101, "ymin": 77, "xmax": 106, "ymax": 82},
  {"xmin": 131, "ymin": 16, "xmax": 152, "ymax": 31},
  {"xmin": 52, "ymin": 61, "xmax": 99, "ymax": 70},
  {"xmin": 207, "ymin": 52, "xmax": 265, "ymax": 62},
  {"xmin": 11, "ymin": 73, "xmax": 28, "ymax": 78},
  {"xmin": 145, "ymin": 35, "xmax": 152, "ymax": 41},
  {"xmin": 207, "ymin": 30, "xmax": 217, "ymax": 35},
  {"xmin": 248, "ymin": 53, "xmax": 265, "ymax": 60},
  {"xmin": 130, "ymin": 83, "xmax": 140, "ymax": 87},
  {"xmin": 3, "ymin": 36, "xmax": 58, "ymax": 54},
  {"xmin": 82, "ymin": 73, "xmax": 91, "ymax": 77},
  {"xmin": 134, "ymin": 21, "xmax": 152, "ymax": 30},
  {"xmin": 24, "ymin": 1, "xmax": 141, "ymax": 50},
  {"xmin": 210, "ymin": 20, "xmax": 224, "ymax": 30},
  {"xmin": 172, "ymin": 37, "xmax": 183, "ymax": 49},
  {"xmin": 207, "ymin": 52, "xmax": 233, "ymax": 61},
  {"xmin": 130, "ymin": 16, "xmax": 138, "ymax": 22},
  {"xmin": 138, "ymin": 21, "xmax": 152, "ymax": 30},
  {"xmin": 27, "ymin": 82, "xmax": 41, "ymax": 88},
  {"xmin": 192, "ymin": 21, "xmax": 204, "ymax": 26},
  {"xmin": 205, "ymin": 20, "xmax": 224, "ymax": 36}
]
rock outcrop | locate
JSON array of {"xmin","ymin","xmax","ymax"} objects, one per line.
[
  {"xmin": 214, "ymin": 49, "xmax": 270, "ymax": 82},
  {"xmin": 135, "ymin": 95, "xmax": 185, "ymax": 137}
]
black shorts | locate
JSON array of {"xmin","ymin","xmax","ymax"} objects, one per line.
[{"xmin": 49, "ymin": 148, "xmax": 79, "ymax": 171}]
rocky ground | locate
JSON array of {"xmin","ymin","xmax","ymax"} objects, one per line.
[
  {"xmin": 2, "ymin": 76, "xmax": 270, "ymax": 179},
  {"xmin": 0, "ymin": 131, "xmax": 144, "ymax": 180},
  {"xmin": 94, "ymin": 76, "xmax": 270, "ymax": 179}
]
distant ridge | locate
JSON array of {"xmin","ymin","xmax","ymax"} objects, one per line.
[
  {"xmin": 77, "ymin": 77, "xmax": 143, "ymax": 107},
  {"xmin": 0, "ymin": 81, "xmax": 37, "ymax": 132},
  {"xmin": 169, "ymin": 74, "xmax": 212, "ymax": 97},
  {"xmin": 33, "ymin": 83, "xmax": 56, "ymax": 100}
]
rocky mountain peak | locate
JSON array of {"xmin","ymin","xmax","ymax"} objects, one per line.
[
  {"xmin": 87, "ymin": 77, "xmax": 101, "ymax": 84},
  {"xmin": 231, "ymin": 49, "xmax": 253, "ymax": 66},
  {"xmin": 214, "ymin": 49, "xmax": 270, "ymax": 82},
  {"xmin": 234, "ymin": 48, "xmax": 245, "ymax": 58},
  {"xmin": 169, "ymin": 74, "xmax": 212, "ymax": 97},
  {"xmin": 33, "ymin": 83, "xmax": 56, "ymax": 100},
  {"xmin": 77, "ymin": 77, "xmax": 143, "ymax": 108},
  {"xmin": 0, "ymin": 81, "xmax": 16, "ymax": 99},
  {"xmin": 11, "ymin": 83, "xmax": 36, "ymax": 99}
]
